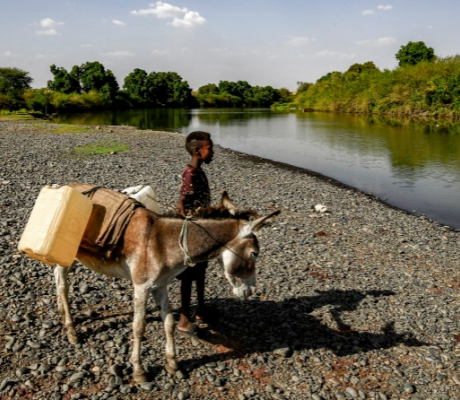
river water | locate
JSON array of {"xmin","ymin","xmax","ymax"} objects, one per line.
[{"xmin": 55, "ymin": 108, "xmax": 460, "ymax": 228}]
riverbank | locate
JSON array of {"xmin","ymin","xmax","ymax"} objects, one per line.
[{"xmin": 1, "ymin": 119, "xmax": 460, "ymax": 400}]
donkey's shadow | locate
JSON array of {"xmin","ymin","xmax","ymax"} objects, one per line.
[{"xmin": 179, "ymin": 289, "xmax": 427, "ymax": 371}]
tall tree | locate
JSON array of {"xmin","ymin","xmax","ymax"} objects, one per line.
[
  {"xmin": 123, "ymin": 68, "xmax": 148, "ymax": 101},
  {"xmin": 47, "ymin": 65, "xmax": 81, "ymax": 94},
  {"xmin": 78, "ymin": 61, "xmax": 119, "ymax": 97},
  {"xmin": 0, "ymin": 67, "xmax": 33, "ymax": 109},
  {"xmin": 396, "ymin": 41, "xmax": 435, "ymax": 67},
  {"xmin": 347, "ymin": 61, "xmax": 378, "ymax": 74},
  {"xmin": 0, "ymin": 67, "xmax": 33, "ymax": 97},
  {"xmin": 198, "ymin": 83, "xmax": 218, "ymax": 94}
]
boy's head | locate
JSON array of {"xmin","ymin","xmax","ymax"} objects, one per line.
[{"xmin": 185, "ymin": 131, "xmax": 214, "ymax": 164}]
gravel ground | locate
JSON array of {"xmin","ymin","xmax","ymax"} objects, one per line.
[{"xmin": 1, "ymin": 119, "xmax": 460, "ymax": 400}]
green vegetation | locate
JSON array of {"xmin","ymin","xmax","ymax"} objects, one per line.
[
  {"xmin": 195, "ymin": 80, "xmax": 293, "ymax": 107},
  {"xmin": 0, "ymin": 67, "xmax": 33, "ymax": 110},
  {"xmin": 3, "ymin": 40, "xmax": 459, "ymax": 116},
  {"xmin": 0, "ymin": 110, "xmax": 34, "ymax": 120},
  {"xmin": 396, "ymin": 41, "xmax": 435, "ymax": 67},
  {"xmin": 123, "ymin": 70, "xmax": 193, "ymax": 107},
  {"xmin": 294, "ymin": 42, "xmax": 460, "ymax": 116},
  {"xmin": 74, "ymin": 140, "xmax": 129, "ymax": 155}
]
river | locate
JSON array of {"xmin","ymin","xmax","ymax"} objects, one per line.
[{"xmin": 55, "ymin": 108, "xmax": 460, "ymax": 228}]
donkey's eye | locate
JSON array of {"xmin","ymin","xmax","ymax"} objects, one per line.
[{"xmin": 250, "ymin": 251, "xmax": 259, "ymax": 259}]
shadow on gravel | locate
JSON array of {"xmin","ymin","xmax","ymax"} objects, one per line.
[{"xmin": 179, "ymin": 289, "xmax": 428, "ymax": 372}]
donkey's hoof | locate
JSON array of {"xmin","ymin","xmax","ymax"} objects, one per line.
[
  {"xmin": 165, "ymin": 363, "xmax": 179, "ymax": 375},
  {"xmin": 67, "ymin": 331, "xmax": 79, "ymax": 344},
  {"xmin": 133, "ymin": 373, "xmax": 148, "ymax": 384}
]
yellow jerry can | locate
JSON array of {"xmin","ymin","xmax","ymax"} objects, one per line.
[{"xmin": 18, "ymin": 185, "xmax": 93, "ymax": 266}]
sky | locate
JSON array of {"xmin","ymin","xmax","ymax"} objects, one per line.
[{"xmin": 1, "ymin": 0, "xmax": 460, "ymax": 91}]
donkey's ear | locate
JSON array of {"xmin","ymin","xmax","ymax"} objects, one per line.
[
  {"xmin": 221, "ymin": 191, "xmax": 236, "ymax": 211},
  {"xmin": 250, "ymin": 210, "xmax": 280, "ymax": 232}
]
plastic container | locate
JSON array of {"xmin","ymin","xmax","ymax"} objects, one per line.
[
  {"xmin": 122, "ymin": 185, "xmax": 160, "ymax": 214},
  {"xmin": 18, "ymin": 185, "xmax": 93, "ymax": 266}
]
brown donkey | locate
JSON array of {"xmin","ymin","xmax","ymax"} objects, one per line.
[{"xmin": 54, "ymin": 192, "xmax": 280, "ymax": 383}]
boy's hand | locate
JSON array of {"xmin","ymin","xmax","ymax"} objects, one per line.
[{"xmin": 177, "ymin": 196, "xmax": 187, "ymax": 218}]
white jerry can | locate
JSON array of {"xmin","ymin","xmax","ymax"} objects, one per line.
[
  {"xmin": 122, "ymin": 185, "xmax": 160, "ymax": 214},
  {"xmin": 18, "ymin": 185, "xmax": 93, "ymax": 266}
]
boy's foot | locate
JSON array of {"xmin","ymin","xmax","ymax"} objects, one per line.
[
  {"xmin": 177, "ymin": 324, "xmax": 208, "ymax": 339},
  {"xmin": 194, "ymin": 307, "xmax": 220, "ymax": 323}
]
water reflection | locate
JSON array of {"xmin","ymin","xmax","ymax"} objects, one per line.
[{"xmin": 55, "ymin": 109, "xmax": 460, "ymax": 227}]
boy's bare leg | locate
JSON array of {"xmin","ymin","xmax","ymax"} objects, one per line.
[
  {"xmin": 195, "ymin": 262, "xmax": 210, "ymax": 321},
  {"xmin": 177, "ymin": 278, "xmax": 194, "ymax": 332}
]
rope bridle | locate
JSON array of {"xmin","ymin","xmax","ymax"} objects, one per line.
[{"xmin": 178, "ymin": 217, "xmax": 196, "ymax": 266}]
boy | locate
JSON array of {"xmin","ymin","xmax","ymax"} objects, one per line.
[{"xmin": 176, "ymin": 131, "xmax": 214, "ymax": 337}]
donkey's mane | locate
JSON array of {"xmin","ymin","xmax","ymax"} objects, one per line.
[{"xmin": 159, "ymin": 205, "xmax": 257, "ymax": 221}]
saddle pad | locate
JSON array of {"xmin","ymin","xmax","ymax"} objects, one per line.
[{"xmin": 69, "ymin": 183, "xmax": 142, "ymax": 256}]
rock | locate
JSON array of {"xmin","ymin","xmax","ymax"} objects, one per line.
[
  {"xmin": 273, "ymin": 344, "xmax": 292, "ymax": 358},
  {"xmin": 68, "ymin": 372, "xmax": 87, "ymax": 383},
  {"xmin": 16, "ymin": 367, "xmax": 29, "ymax": 377},
  {"xmin": 403, "ymin": 383, "xmax": 415, "ymax": 393},
  {"xmin": 178, "ymin": 391, "xmax": 191, "ymax": 400},
  {"xmin": 140, "ymin": 382, "xmax": 155, "ymax": 391},
  {"xmin": 346, "ymin": 387, "xmax": 358, "ymax": 397}
]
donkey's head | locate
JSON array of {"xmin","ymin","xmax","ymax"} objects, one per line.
[{"xmin": 219, "ymin": 192, "xmax": 280, "ymax": 300}]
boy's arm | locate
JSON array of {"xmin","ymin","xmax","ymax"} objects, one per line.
[{"xmin": 177, "ymin": 195, "xmax": 187, "ymax": 218}]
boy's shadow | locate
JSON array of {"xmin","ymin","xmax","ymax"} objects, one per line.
[{"xmin": 179, "ymin": 289, "xmax": 427, "ymax": 371}]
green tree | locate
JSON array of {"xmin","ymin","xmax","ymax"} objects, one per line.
[
  {"xmin": 297, "ymin": 81, "xmax": 312, "ymax": 93},
  {"xmin": 0, "ymin": 67, "xmax": 33, "ymax": 109},
  {"xmin": 396, "ymin": 41, "xmax": 435, "ymax": 67},
  {"xmin": 248, "ymin": 86, "xmax": 281, "ymax": 106},
  {"xmin": 347, "ymin": 61, "xmax": 378, "ymax": 74},
  {"xmin": 47, "ymin": 65, "xmax": 81, "ymax": 94},
  {"xmin": 78, "ymin": 61, "xmax": 119, "ymax": 98},
  {"xmin": 198, "ymin": 83, "xmax": 218, "ymax": 94},
  {"xmin": 139, "ymin": 71, "xmax": 193, "ymax": 106},
  {"xmin": 123, "ymin": 68, "xmax": 148, "ymax": 101},
  {"xmin": 218, "ymin": 80, "xmax": 240, "ymax": 97}
]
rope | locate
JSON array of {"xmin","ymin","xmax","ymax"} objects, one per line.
[{"xmin": 179, "ymin": 217, "xmax": 196, "ymax": 267}]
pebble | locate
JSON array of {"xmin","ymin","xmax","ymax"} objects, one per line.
[
  {"xmin": 140, "ymin": 382, "xmax": 155, "ymax": 391},
  {"xmin": 346, "ymin": 387, "xmax": 358, "ymax": 397},
  {"xmin": 403, "ymin": 383, "xmax": 415, "ymax": 393}
]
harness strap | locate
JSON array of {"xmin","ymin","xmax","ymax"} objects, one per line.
[
  {"xmin": 81, "ymin": 186, "xmax": 103, "ymax": 197},
  {"xmin": 179, "ymin": 217, "xmax": 196, "ymax": 267}
]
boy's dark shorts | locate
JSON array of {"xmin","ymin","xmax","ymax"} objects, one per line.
[{"xmin": 176, "ymin": 261, "xmax": 208, "ymax": 281}]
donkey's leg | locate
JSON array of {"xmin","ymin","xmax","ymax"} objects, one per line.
[
  {"xmin": 153, "ymin": 286, "xmax": 179, "ymax": 375},
  {"xmin": 130, "ymin": 284, "xmax": 151, "ymax": 383},
  {"xmin": 54, "ymin": 264, "xmax": 78, "ymax": 344}
]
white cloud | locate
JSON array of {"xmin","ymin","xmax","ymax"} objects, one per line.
[
  {"xmin": 35, "ymin": 18, "xmax": 64, "ymax": 35},
  {"xmin": 131, "ymin": 1, "xmax": 187, "ymax": 18},
  {"xmin": 80, "ymin": 44, "xmax": 92, "ymax": 48},
  {"xmin": 169, "ymin": 11, "xmax": 206, "ymax": 28},
  {"xmin": 313, "ymin": 50, "xmax": 355, "ymax": 59},
  {"xmin": 428, "ymin": 25, "xmax": 433, "ymax": 29},
  {"xmin": 3, "ymin": 51, "xmax": 17, "ymax": 57},
  {"xmin": 100, "ymin": 50, "xmax": 134, "ymax": 57},
  {"xmin": 35, "ymin": 29, "xmax": 60, "ymax": 36},
  {"xmin": 132, "ymin": 2, "xmax": 206, "ymax": 28},
  {"xmin": 35, "ymin": 54, "xmax": 46, "ymax": 59},
  {"xmin": 287, "ymin": 36, "xmax": 316, "ymax": 46},
  {"xmin": 362, "ymin": 10, "xmax": 375, "ymax": 15},
  {"xmin": 357, "ymin": 36, "xmax": 397, "ymax": 46},
  {"xmin": 112, "ymin": 19, "xmax": 126, "ymax": 26},
  {"xmin": 378, "ymin": 5, "xmax": 393, "ymax": 10},
  {"xmin": 40, "ymin": 18, "xmax": 64, "ymax": 28}
]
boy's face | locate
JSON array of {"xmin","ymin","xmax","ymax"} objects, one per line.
[{"xmin": 197, "ymin": 139, "xmax": 214, "ymax": 164}]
